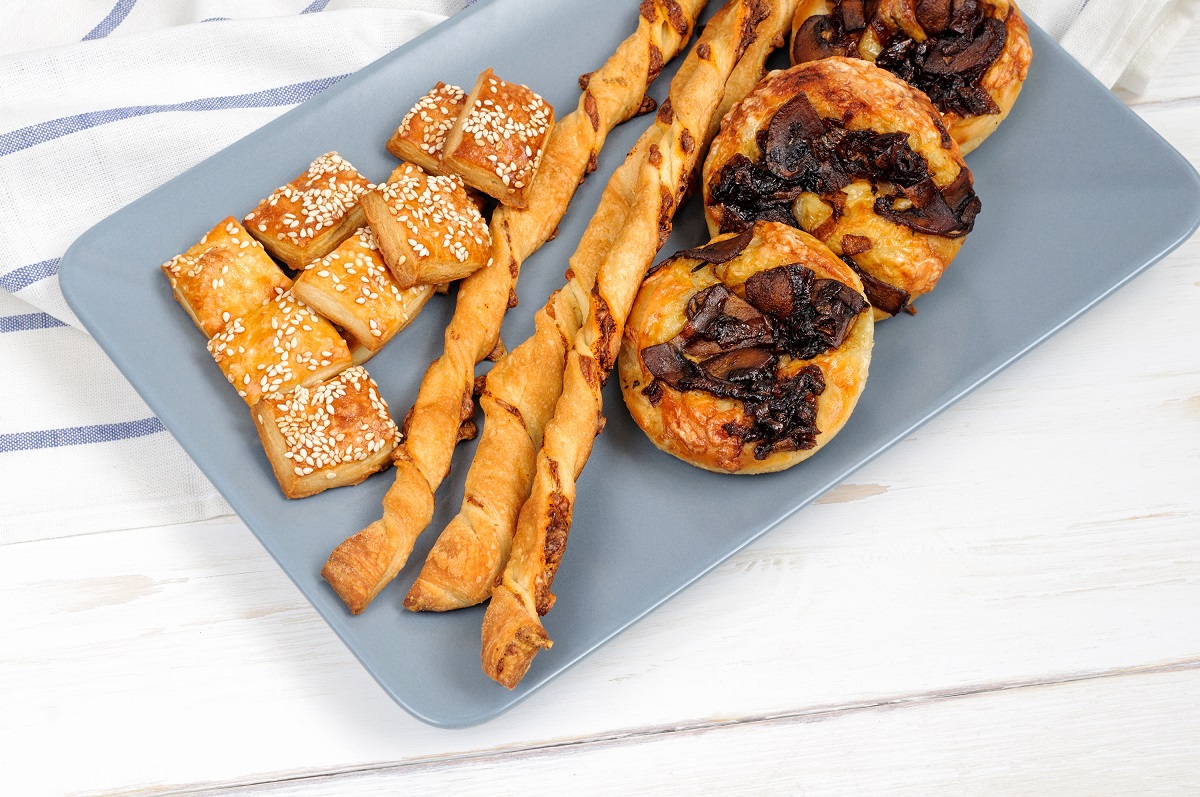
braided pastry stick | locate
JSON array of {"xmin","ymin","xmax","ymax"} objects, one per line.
[
  {"xmin": 320, "ymin": 0, "xmax": 707, "ymax": 614},
  {"xmin": 403, "ymin": 129, "xmax": 656, "ymax": 611},
  {"xmin": 405, "ymin": 0, "xmax": 799, "ymax": 613},
  {"xmin": 481, "ymin": 0, "xmax": 772, "ymax": 688}
]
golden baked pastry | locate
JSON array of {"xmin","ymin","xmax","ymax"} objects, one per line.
[
  {"xmin": 403, "ymin": 0, "xmax": 804, "ymax": 615},
  {"xmin": 439, "ymin": 68, "xmax": 555, "ymax": 209},
  {"xmin": 482, "ymin": 0, "xmax": 769, "ymax": 689},
  {"xmin": 360, "ymin": 163, "xmax": 491, "ymax": 289},
  {"xmin": 620, "ymin": 221, "xmax": 872, "ymax": 474},
  {"xmin": 252, "ymin": 366, "xmax": 398, "ymax": 499},
  {"xmin": 207, "ymin": 290, "xmax": 353, "ymax": 405},
  {"xmin": 161, "ymin": 217, "xmax": 291, "ymax": 338},
  {"xmin": 790, "ymin": 0, "xmax": 1031, "ymax": 154},
  {"xmin": 321, "ymin": 0, "xmax": 708, "ymax": 617},
  {"xmin": 243, "ymin": 152, "xmax": 372, "ymax": 270},
  {"xmin": 385, "ymin": 82, "xmax": 468, "ymax": 175},
  {"xmin": 291, "ymin": 226, "xmax": 435, "ymax": 355},
  {"xmin": 703, "ymin": 57, "xmax": 980, "ymax": 318}
]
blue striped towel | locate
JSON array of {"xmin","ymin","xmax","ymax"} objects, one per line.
[{"xmin": 0, "ymin": 0, "xmax": 1192, "ymax": 544}]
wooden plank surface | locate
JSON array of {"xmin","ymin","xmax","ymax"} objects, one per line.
[{"xmin": 3, "ymin": 19, "xmax": 1199, "ymax": 797}]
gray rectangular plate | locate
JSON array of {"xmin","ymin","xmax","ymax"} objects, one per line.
[{"xmin": 60, "ymin": 0, "xmax": 1200, "ymax": 727}]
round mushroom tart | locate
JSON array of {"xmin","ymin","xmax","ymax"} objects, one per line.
[
  {"xmin": 620, "ymin": 221, "xmax": 874, "ymax": 475},
  {"xmin": 703, "ymin": 58, "xmax": 980, "ymax": 319},
  {"xmin": 790, "ymin": 0, "xmax": 1032, "ymax": 155}
]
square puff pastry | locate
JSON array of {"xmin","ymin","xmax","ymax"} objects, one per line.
[
  {"xmin": 252, "ymin": 365, "xmax": 399, "ymax": 499},
  {"xmin": 161, "ymin": 217, "xmax": 291, "ymax": 338},
  {"xmin": 207, "ymin": 290, "xmax": 353, "ymax": 406},
  {"xmin": 360, "ymin": 162, "xmax": 491, "ymax": 289},
  {"xmin": 385, "ymin": 82, "xmax": 467, "ymax": 175},
  {"xmin": 291, "ymin": 226, "xmax": 436, "ymax": 355},
  {"xmin": 243, "ymin": 152, "xmax": 372, "ymax": 270},
  {"xmin": 439, "ymin": 68, "xmax": 554, "ymax": 209}
]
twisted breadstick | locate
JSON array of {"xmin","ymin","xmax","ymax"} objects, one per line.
[
  {"xmin": 405, "ymin": 0, "xmax": 799, "ymax": 613},
  {"xmin": 481, "ymin": 0, "xmax": 772, "ymax": 688},
  {"xmin": 321, "ymin": 0, "xmax": 708, "ymax": 614}
]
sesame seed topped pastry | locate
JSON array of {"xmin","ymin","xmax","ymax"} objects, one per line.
[
  {"xmin": 360, "ymin": 162, "xmax": 491, "ymax": 289},
  {"xmin": 790, "ymin": 0, "xmax": 1031, "ymax": 155},
  {"xmin": 243, "ymin": 152, "xmax": 372, "ymax": 270},
  {"xmin": 291, "ymin": 226, "xmax": 436, "ymax": 358},
  {"xmin": 252, "ymin": 366, "xmax": 399, "ymax": 499},
  {"xmin": 161, "ymin": 217, "xmax": 291, "ymax": 338},
  {"xmin": 703, "ymin": 58, "xmax": 980, "ymax": 318},
  {"xmin": 386, "ymin": 82, "xmax": 468, "ymax": 176},
  {"xmin": 439, "ymin": 68, "xmax": 555, "ymax": 209},
  {"xmin": 207, "ymin": 290, "xmax": 353, "ymax": 406},
  {"xmin": 620, "ymin": 221, "xmax": 873, "ymax": 474}
]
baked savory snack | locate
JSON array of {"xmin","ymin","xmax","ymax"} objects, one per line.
[
  {"xmin": 161, "ymin": 217, "xmax": 291, "ymax": 338},
  {"xmin": 403, "ymin": 0, "xmax": 805, "ymax": 616},
  {"xmin": 439, "ymin": 68, "xmax": 555, "ymax": 209},
  {"xmin": 385, "ymin": 82, "xmax": 468, "ymax": 175},
  {"xmin": 207, "ymin": 290, "xmax": 353, "ymax": 405},
  {"xmin": 360, "ymin": 163, "xmax": 491, "ymax": 289},
  {"xmin": 790, "ymin": 0, "xmax": 1031, "ymax": 154},
  {"xmin": 291, "ymin": 226, "xmax": 436, "ymax": 356},
  {"xmin": 243, "ymin": 152, "xmax": 372, "ymax": 270},
  {"xmin": 703, "ymin": 58, "xmax": 980, "ymax": 318},
  {"xmin": 620, "ymin": 221, "xmax": 872, "ymax": 474},
  {"xmin": 482, "ymin": 0, "xmax": 766, "ymax": 689},
  {"xmin": 251, "ymin": 365, "xmax": 398, "ymax": 499},
  {"xmin": 321, "ymin": 0, "xmax": 708, "ymax": 617}
]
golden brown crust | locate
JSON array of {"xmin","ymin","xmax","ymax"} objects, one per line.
[
  {"xmin": 321, "ymin": 0, "xmax": 708, "ymax": 617},
  {"xmin": 361, "ymin": 163, "xmax": 491, "ymax": 289},
  {"xmin": 481, "ymin": 0, "xmax": 772, "ymax": 688},
  {"xmin": 291, "ymin": 226, "xmax": 435, "ymax": 351},
  {"xmin": 789, "ymin": 0, "xmax": 1031, "ymax": 154},
  {"xmin": 703, "ymin": 58, "xmax": 974, "ymax": 315},
  {"xmin": 404, "ymin": 129, "xmax": 660, "ymax": 614},
  {"xmin": 385, "ymin": 82, "xmax": 467, "ymax": 174},
  {"xmin": 440, "ymin": 69, "xmax": 555, "ymax": 209},
  {"xmin": 620, "ymin": 221, "xmax": 872, "ymax": 474},
  {"xmin": 161, "ymin": 217, "xmax": 291, "ymax": 338},
  {"xmin": 243, "ymin": 152, "xmax": 372, "ymax": 270},
  {"xmin": 405, "ymin": 0, "xmax": 803, "ymax": 615},
  {"xmin": 206, "ymin": 291, "xmax": 353, "ymax": 406},
  {"xmin": 252, "ymin": 366, "xmax": 398, "ymax": 498}
]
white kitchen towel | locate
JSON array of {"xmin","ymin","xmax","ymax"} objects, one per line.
[{"xmin": 0, "ymin": 0, "xmax": 1193, "ymax": 544}]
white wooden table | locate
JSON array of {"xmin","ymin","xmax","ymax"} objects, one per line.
[{"xmin": 5, "ymin": 26, "xmax": 1200, "ymax": 797}]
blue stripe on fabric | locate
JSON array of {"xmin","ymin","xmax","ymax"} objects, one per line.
[
  {"xmin": 302, "ymin": 0, "xmax": 332, "ymax": 12},
  {"xmin": 0, "ymin": 74, "xmax": 349, "ymax": 158},
  {"xmin": 0, "ymin": 259, "xmax": 61, "ymax": 292},
  {"xmin": 82, "ymin": 0, "xmax": 138, "ymax": 41},
  {"xmin": 0, "ymin": 417, "xmax": 165, "ymax": 454},
  {"xmin": 0, "ymin": 313, "xmax": 67, "ymax": 333},
  {"xmin": 202, "ymin": 17, "xmax": 232, "ymax": 22}
]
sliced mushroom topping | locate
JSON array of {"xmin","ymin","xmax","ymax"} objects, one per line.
[
  {"xmin": 841, "ymin": 0, "xmax": 868, "ymax": 31},
  {"xmin": 744, "ymin": 264, "xmax": 868, "ymax": 359},
  {"xmin": 915, "ymin": 0, "xmax": 952, "ymax": 33},
  {"xmin": 874, "ymin": 2, "xmax": 1007, "ymax": 117},
  {"xmin": 840, "ymin": 255, "xmax": 912, "ymax": 316},
  {"xmin": 792, "ymin": 14, "xmax": 860, "ymax": 64},
  {"xmin": 709, "ymin": 88, "xmax": 981, "ymax": 252},
  {"xmin": 794, "ymin": 0, "xmax": 1008, "ymax": 119},
  {"xmin": 678, "ymin": 227, "xmax": 756, "ymax": 265},
  {"xmin": 699, "ymin": 347, "xmax": 776, "ymax": 381},
  {"xmin": 682, "ymin": 288, "xmax": 774, "ymax": 357},
  {"xmin": 640, "ymin": 260, "xmax": 869, "ymax": 458}
]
